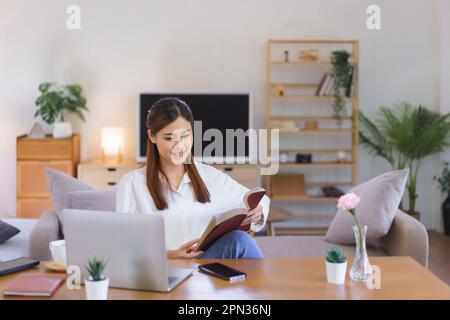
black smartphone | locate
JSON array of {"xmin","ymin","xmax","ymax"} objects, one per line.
[
  {"xmin": 0, "ymin": 257, "xmax": 40, "ymax": 276},
  {"xmin": 198, "ymin": 263, "xmax": 247, "ymax": 282}
]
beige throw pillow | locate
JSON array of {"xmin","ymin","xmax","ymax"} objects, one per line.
[{"xmin": 325, "ymin": 169, "xmax": 409, "ymax": 244}]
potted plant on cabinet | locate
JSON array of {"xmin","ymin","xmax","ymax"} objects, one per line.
[
  {"xmin": 85, "ymin": 257, "xmax": 109, "ymax": 300},
  {"xmin": 434, "ymin": 161, "xmax": 450, "ymax": 235},
  {"xmin": 34, "ymin": 82, "xmax": 88, "ymax": 138},
  {"xmin": 325, "ymin": 246, "xmax": 347, "ymax": 284}
]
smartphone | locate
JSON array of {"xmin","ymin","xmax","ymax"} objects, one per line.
[
  {"xmin": 198, "ymin": 263, "xmax": 247, "ymax": 282},
  {"xmin": 0, "ymin": 257, "xmax": 40, "ymax": 276}
]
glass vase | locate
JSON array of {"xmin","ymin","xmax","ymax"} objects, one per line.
[{"xmin": 349, "ymin": 224, "xmax": 373, "ymax": 281}]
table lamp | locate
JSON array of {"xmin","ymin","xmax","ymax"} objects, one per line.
[{"xmin": 101, "ymin": 127, "xmax": 124, "ymax": 163}]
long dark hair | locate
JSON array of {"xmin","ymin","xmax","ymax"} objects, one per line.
[{"xmin": 146, "ymin": 97, "xmax": 210, "ymax": 210}]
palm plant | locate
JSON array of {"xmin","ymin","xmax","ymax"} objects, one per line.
[{"xmin": 359, "ymin": 102, "xmax": 450, "ymax": 218}]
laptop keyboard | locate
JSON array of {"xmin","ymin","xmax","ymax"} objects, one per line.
[{"xmin": 168, "ymin": 276, "xmax": 178, "ymax": 284}]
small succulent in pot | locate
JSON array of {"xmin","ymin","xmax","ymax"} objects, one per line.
[
  {"xmin": 325, "ymin": 247, "xmax": 347, "ymax": 285},
  {"xmin": 326, "ymin": 247, "xmax": 347, "ymax": 264},
  {"xmin": 85, "ymin": 257, "xmax": 109, "ymax": 300},
  {"xmin": 86, "ymin": 257, "xmax": 108, "ymax": 281}
]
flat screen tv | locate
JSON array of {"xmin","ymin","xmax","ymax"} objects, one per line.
[{"xmin": 138, "ymin": 92, "xmax": 253, "ymax": 164}]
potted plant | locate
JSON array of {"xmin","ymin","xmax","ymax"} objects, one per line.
[
  {"xmin": 360, "ymin": 102, "xmax": 450, "ymax": 220},
  {"xmin": 434, "ymin": 161, "xmax": 450, "ymax": 235},
  {"xmin": 85, "ymin": 257, "xmax": 109, "ymax": 300},
  {"xmin": 330, "ymin": 50, "xmax": 353, "ymax": 127},
  {"xmin": 34, "ymin": 82, "xmax": 88, "ymax": 138},
  {"xmin": 325, "ymin": 246, "xmax": 347, "ymax": 284}
]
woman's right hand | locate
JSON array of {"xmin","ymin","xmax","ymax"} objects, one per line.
[{"xmin": 167, "ymin": 238, "xmax": 204, "ymax": 259}]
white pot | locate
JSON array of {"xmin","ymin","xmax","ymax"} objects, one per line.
[
  {"xmin": 52, "ymin": 122, "xmax": 72, "ymax": 138},
  {"xmin": 85, "ymin": 278, "xmax": 109, "ymax": 300},
  {"xmin": 325, "ymin": 260, "xmax": 347, "ymax": 284}
]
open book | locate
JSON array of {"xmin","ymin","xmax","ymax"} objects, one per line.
[{"xmin": 194, "ymin": 187, "xmax": 266, "ymax": 252}]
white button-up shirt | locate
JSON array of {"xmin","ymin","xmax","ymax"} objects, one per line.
[{"xmin": 116, "ymin": 162, "xmax": 270, "ymax": 250}]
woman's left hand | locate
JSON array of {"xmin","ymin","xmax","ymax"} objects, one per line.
[{"xmin": 240, "ymin": 204, "xmax": 264, "ymax": 227}]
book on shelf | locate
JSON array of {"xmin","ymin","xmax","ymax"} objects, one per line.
[
  {"xmin": 346, "ymin": 65, "xmax": 356, "ymax": 97},
  {"xmin": 325, "ymin": 76, "xmax": 334, "ymax": 96},
  {"xmin": 317, "ymin": 73, "xmax": 331, "ymax": 96},
  {"xmin": 316, "ymin": 65, "xmax": 357, "ymax": 97},
  {"xmin": 315, "ymin": 74, "xmax": 327, "ymax": 96},
  {"xmin": 194, "ymin": 187, "xmax": 266, "ymax": 252}
]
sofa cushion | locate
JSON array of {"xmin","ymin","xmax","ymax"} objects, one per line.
[
  {"xmin": 67, "ymin": 187, "xmax": 116, "ymax": 211},
  {"xmin": 325, "ymin": 169, "xmax": 408, "ymax": 244},
  {"xmin": 0, "ymin": 219, "xmax": 36, "ymax": 261},
  {"xmin": 45, "ymin": 168, "xmax": 116, "ymax": 231},
  {"xmin": 45, "ymin": 168, "xmax": 92, "ymax": 224},
  {"xmin": 0, "ymin": 219, "xmax": 21, "ymax": 243},
  {"xmin": 255, "ymin": 236, "xmax": 387, "ymax": 259}
]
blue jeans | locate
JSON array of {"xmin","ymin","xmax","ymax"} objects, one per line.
[{"xmin": 199, "ymin": 230, "xmax": 264, "ymax": 259}]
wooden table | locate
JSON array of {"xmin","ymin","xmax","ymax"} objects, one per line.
[{"xmin": 1, "ymin": 257, "xmax": 449, "ymax": 300}]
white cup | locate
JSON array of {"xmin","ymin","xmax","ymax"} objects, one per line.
[{"xmin": 49, "ymin": 240, "xmax": 67, "ymax": 266}]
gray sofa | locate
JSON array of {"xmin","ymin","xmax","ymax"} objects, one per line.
[
  {"xmin": 0, "ymin": 218, "xmax": 37, "ymax": 261},
  {"xmin": 20, "ymin": 208, "xmax": 429, "ymax": 267}
]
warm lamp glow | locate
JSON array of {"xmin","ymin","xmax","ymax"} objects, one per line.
[{"xmin": 101, "ymin": 127, "xmax": 124, "ymax": 162}]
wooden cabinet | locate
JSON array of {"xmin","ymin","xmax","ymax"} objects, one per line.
[
  {"xmin": 211, "ymin": 164, "xmax": 260, "ymax": 189},
  {"xmin": 78, "ymin": 160, "xmax": 143, "ymax": 189},
  {"xmin": 16, "ymin": 134, "xmax": 80, "ymax": 218},
  {"xmin": 78, "ymin": 161, "xmax": 260, "ymax": 190}
]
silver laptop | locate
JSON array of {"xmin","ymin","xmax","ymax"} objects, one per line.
[{"xmin": 63, "ymin": 209, "xmax": 194, "ymax": 292}]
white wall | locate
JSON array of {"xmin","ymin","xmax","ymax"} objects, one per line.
[{"xmin": 0, "ymin": 0, "xmax": 445, "ymax": 230}]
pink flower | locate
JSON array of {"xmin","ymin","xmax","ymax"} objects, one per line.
[{"xmin": 337, "ymin": 192, "xmax": 360, "ymax": 211}]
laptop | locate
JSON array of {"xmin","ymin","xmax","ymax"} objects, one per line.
[{"xmin": 63, "ymin": 209, "xmax": 194, "ymax": 292}]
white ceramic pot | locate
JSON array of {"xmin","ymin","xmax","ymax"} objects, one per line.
[
  {"xmin": 325, "ymin": 260, "xmax": 347, "ymax": 284},
  {"xmin": 53, "ymin": 122, "xmax": 72, "ymax": 138},
  {"xmin": 85, "ymin": 278, "xmax": 109, "ymax": 300}
]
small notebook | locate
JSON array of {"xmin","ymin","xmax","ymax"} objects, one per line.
[{"xmin": 3, "ymin": 273, "xmax": 66, "ymax": 297}]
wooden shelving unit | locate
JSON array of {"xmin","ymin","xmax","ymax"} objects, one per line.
[
  {"xmin": 265, "ymin": 39, "xmax": 360, "ymax": 235},
  {"xmin": 277, "ymin": 162, "xmax": 354, "ymax": 168}
]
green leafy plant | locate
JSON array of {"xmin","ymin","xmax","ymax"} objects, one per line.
[
  {"xmin": 85, "ymin": 257, "xmax": 108, "ymax": 281},
  {"xmin": 434, "ymin": 161, "xmax": 450, "ymax": 194},
  {"xmin": 360, "ymin": 101, "xmax": 450, "ymax": 217},
  {"xmin": 34, "ymin": 82, "xmax": 88, "ymax": 125},
  {"xmin": 330, "ymin": 50, "xmax": 352, "ymax": 127},
  {"xmin": 326, "ymin": 247, "xmax": 347, "ymax": 264}
]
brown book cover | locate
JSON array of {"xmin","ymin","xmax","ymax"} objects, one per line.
[
  {"xmin": 195, "ymin": 187, "xmax": 266, "ymax": 252},
  {"xmin": 3, "ymin": 273, "xmax": 66, "ymax": 297}
]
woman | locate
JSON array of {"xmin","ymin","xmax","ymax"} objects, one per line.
[{"xmin": 116, "ymin": 97, "xmax": 270, "ymax": 259}]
